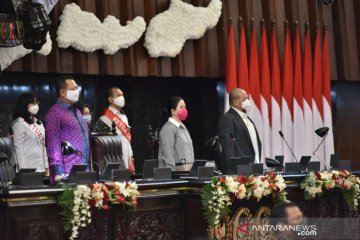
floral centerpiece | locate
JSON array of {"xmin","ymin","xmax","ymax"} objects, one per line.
[
  {"xmin": 58, "ymin": 181, "xmax": 140, "ymax": 240},
  {"xmin": 301, "ymin": 170, "xmax": 360, "ymax": 209},
  {"xmin": 201, "ymin": 172, "xmax": 287, "ymax": 234}
]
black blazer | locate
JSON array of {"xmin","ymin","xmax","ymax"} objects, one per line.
[{"xmin": 216, "ymin": 108, "xmax": 262, "ymax": 173}]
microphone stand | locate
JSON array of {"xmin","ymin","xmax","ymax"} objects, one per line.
[
  {"xmin": 279, "ymin": 131, "xmax": 298, "ymax": 162},
  {"xmin": 230, "ymin": 134, "xmax": 244, "ymax": 156},
  {"xmin": 312, "ymin": 132, "xmax": 332, "ymax": 171}
]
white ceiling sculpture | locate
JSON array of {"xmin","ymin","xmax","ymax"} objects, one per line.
[
  {"xmin": 0, "ymin": 33, "xmax": 52, "ymax": 71},
  {"xmin": 57, "ymin": 3, "xmax": 146, "ymax": 55},
  {"xmin": 144, "ymin": 0, "xmax": 222, "ymax": 58}
]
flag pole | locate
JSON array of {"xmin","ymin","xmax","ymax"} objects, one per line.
[
  {"xmin": 238, "ymin": 16, "xmax": 243, "ymax": 31},
  {"xmin": 250, "ymin": 17, "xmax": 255, "ymax": 32}
]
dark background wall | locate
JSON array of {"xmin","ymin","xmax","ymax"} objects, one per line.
[{"xmin": 0, "ymin": 73, "xmax": 221, "ymax": 170}]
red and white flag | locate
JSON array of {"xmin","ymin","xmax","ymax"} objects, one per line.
[
  {"xmin": 293, "ymin": 25, "xmax": 305, "ymax": 160},
  {"xmin": 248, "ymin": 24, "xmax": 263, "ymax": 163},
  {"xmin": 322, "ymin": 29, "xmax": 334, "ymax": 166},
  {"xmin": 224, "ymin": 23, "xmax": 237, "ymax": 112},
  {"xmin": 270, "ymin": 23, "xmax": 282, "ymax": 158},
  {"xmin": 302, "ymin": 25, "xmax": 314, "ymax": 156},
  {"xmin": 281, "ymin": 25, "xmax": 294, "ymax": 162},
  {"xmin": 312, "ymin": 27, "xmax": 325, "ymax": 167},
  {"xmin": 238, "ymin": 23, "xmax": 249, "ymax": 92},
  {"xmin": 260, "ymin": 23, "xmax": 271, "ymax": 160}
]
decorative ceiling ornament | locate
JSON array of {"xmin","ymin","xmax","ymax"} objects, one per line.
[
  {"xmin": 144, "ymin": 0, "xmax": 222, "ymax": 58},
  {"xmin": 0, "ymin": 32, "xmax": 52, "ymax": 71},
  {"xmin": 56, "ymin": 3, "xmax": 146, "ymax": 55}
]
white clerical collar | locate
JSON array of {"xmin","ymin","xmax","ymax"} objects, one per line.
[
  {"xmin": 232, "ymin": 107, "xmax": 248, "ymax": 119},
  {"xmin": 168, "ymin": 117, "xmax": 182, "ymax": 128}
]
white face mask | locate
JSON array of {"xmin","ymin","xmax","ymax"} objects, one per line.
[
  {"xmin": 65, "ymin": 90, "xmax": 79, "ymax": 103},
  {"xmin": 83, "ymin": 115, "xmax": 92, "ymax": 123},
  {"xmin": 28, "ymin": 104, "xmax": 39, "ymax": 115},
  {"xmin": 113, "ymin": 96, "xmax": 125, "ymax": 108},
  {"xmin": 241, "ymin": 99, "xmax": 251, "ymax": 112}
]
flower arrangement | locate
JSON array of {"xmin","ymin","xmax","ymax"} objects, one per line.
[
  {"xmin": 58, "ymin": 181, "xmax": 140, "ymax": 240},
  {"xmin": 301, "ymin": 170, "xmax": 360, "ymax": 209},
  {"xmin": 201, "ymin": 173, "xmax": 287, "ymax": 230}
]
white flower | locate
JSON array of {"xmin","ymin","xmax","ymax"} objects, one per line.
[
  {"xmin": 225, "ymin": 176, "xmax": 239, "ymax": 193},
  {"xmin": 216, "ymin": 187, "xmax": 225, "ymax": 195},
  {"xmin": 307, "ymin": 186, "xmax": 322, "ymax": 197},
  {"xmin": 236, "ymin": 184, "xmax": 246, "ymax": 200},
  {"xmin": 253, "ymin": 186, "xmax": 264, "ymax": 199},
  {"xmin": 275, "ymin": 175, "xmax": 286, "ymax": 191}
]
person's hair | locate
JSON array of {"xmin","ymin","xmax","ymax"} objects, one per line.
[
  {"xmin": 159, "ymin": 96, "xmax": 183, "ymax": 129},
  {"xmin": 13, "ymin": 93, "xmax": 37, "ymax": 124},
  {"xmin": 82, "ymin": 104, "xmax": 91, "ymax": 114},
  {"xmin": 55, "ymin": 75, "xmax": 74, "ymax": 97},
  {"xmin": 166, "ymin": 96, "xmax": 183, "ymax": 117},
  {"xmin": 107, "ymin": 87, "xmax": 119, "ymax": 98},
  {"xmin": 270, "ymin": 202, "xmax": 299, "ymax": 225}
]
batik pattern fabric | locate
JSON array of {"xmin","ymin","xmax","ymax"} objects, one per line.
[{"xmin": 45, "ymin": 100, "xmax": 90, "ymax": 183}]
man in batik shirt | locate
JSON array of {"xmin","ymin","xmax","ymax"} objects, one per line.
[{"xmin": 45, "ymin": 75, "xmax": 90, "ymax": 184}]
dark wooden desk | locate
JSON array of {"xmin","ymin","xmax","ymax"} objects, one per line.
[{"xmin": 0, "ymin": 175, "xmax": 357, "ymax": 240}]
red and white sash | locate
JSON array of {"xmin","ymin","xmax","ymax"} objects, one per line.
[
  {"xmin": 103, "ymin": 109, "xmax": 132, "ymax": 143},
  {"xmin": 22, "ymin": 119, "xmax": 45, "ymax": 150}
]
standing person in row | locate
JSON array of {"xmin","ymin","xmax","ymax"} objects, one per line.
[
  {"xmin": 93, "ymin": 87, "xmax": 135, "ymax": 173},
  {"xmin": 12, "ymin": 93, "xmax": 48, "ymax": 174},
  {"xmin": 217, "ymin": 88, "xmax": 261, "ymax": 173},
  {"xmin": 158, "ymin": 96, "xmax": 194, "ymax": 170},
  {"xmin": 45, "ymin": 76, "xmax": 90, "ymax": 184}
]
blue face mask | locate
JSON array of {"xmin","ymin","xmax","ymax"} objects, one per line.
[{"xmin": 83, "ymin": 114, "xmax": 92, "ymax": 123}]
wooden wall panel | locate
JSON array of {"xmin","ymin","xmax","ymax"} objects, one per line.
[{"xmin": 3, "ymin": 0, "xmax": 360, "ymax": 81}]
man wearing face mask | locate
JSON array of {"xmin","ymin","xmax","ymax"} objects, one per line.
[
  {"xmin": 92, "ymin": 87, "xmax": 135, "ymax": 173},
  {"xmin": 217, "ymin": 88, "xmax": 261, "ymax": 173},
  {"xmin": 44, "ymin": 75, "xmax": 90, "ymax": 184}
]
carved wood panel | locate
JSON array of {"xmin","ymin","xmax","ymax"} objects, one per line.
[
  {"xmin": 14, "ymin": 219, "xmax": 63, "ymax": 240},
  {"xmin": 114, "ymin": 209, "xmax": 182, "ymax": 240}
]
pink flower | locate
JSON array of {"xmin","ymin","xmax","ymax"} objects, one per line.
[
  {"xmin": 269, "ymin": 172, "xmax": 276, "ymax": 179},
  {"xmin": 261, "ymin": 177, "xmax": 266, "ymax": 182},
  {"xmin": 252, "ymin": 185, "xmax": 257, "ymax": 190},
  {"xmin": 237, "ymin": 176, "xmax": 247, "ymax": 184},
  {"xmin": 131, "ymin": 200, "xmax": 137, "ymax": 206},
  {"xmin": 102, "ymin": 205, "xmax": 109, "ymax": 210}
]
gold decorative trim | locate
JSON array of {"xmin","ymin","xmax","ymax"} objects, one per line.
[{"xmin": 1, "ymin": 196, "xmax": 53, "ymax": 203}]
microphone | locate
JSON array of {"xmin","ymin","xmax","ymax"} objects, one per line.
[
  {"xmin": 278, "ymin": 131, "xmax": 298, "ymax": 162},
  {"xmin": 229, "ymin": 133, "xmax": 244, "ymax": 156}
]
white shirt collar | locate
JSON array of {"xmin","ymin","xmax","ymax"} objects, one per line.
[
  {"xmin": 232, "ymin": 107, "xmax": 248, "ymax": 119},
  {"xmin": 168, "ymin": 117, "xmax": 181, "ymax": 128},
  {"xmin": 109, "ymin": 106, "xmax": 121, "ymax": 115}
]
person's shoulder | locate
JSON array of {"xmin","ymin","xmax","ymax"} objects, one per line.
[
  {"xmin": 11, "ymin": 117, "xmax": 24, "ymax": 128},
  {"xmin": 160, "ymin": 121, "xmax": 177, "ymax": 133},
  {"xmin": 220, "ymin": 109, "xmax": 235, "ymax": 120},
  {"xmin": 46, "ymin": 103, "xmax": 62, "ymax": 115}
]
